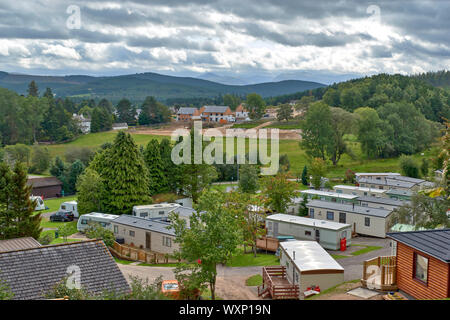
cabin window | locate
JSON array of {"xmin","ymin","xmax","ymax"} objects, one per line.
[
  {"xmin": 114, "ymin": 226, "xmax": 118, "ymax": 233},
  {"xmin": 414, "ymin": 253, "xmax": 428, "ymax": 284},
  {"xmin": 140, "ymin": 212, "xmax": 148, "ymax": 218},
  {"xmin": 305, "ymin": 231, "xmax": 312, "ymax": 236},
  {"xmin": 364, "ymin": 217, "xmax": 370, "ymax": 227},
  {"xmin": 326, "ymin": 211, "xmax": 334, "ymax": 220},
  {"xmin": 363, "ymin": 192, "xmax": 368, "ymax": 196},
  {"xmin": 129, "ymin": 230, "xmax": 135, "ymax": 237},
  {"xmin": 341, "ymin": 231, "xmax": 347, "ymax": 239},
  {"xmin": 80, "ymin": 219, "xmax": 88, "ymax": 225},
  {"xmin": 163, "ymin": 236, "xmax": 172, "ymax": 247}
]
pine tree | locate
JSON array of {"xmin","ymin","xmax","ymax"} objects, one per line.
[
  {"xmin": 3, "ymin": 163, "xmax": 42, "ymax": 239},
  {"xmin": 0, "ymin": 162, "xmax": 13, "ymax": 239},
  {"xmin": 159, "ymin": 138, "xmax": 181, "ymax": 192},
  {"xmin": 301, "ymin": 165, "xmax": 308, "ymax": 186},
  {"xmin": 27, "ymin": 81, "xmax": 39, "ymax": 97},
  {"xmin": 90, "ymin": 131, "xmax": 151, "ymax": 214},
  {"xmin": 67, "ymin": 160, "xmax": 85, "ymax": 194},
  {"xmin": 144, "ymin": 139, "xmax": 167, "ymax": 195}
]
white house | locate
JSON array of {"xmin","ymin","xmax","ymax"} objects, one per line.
[{"xmin": 73, "ymin": 114, "xmax": 91, "ymax": 134}]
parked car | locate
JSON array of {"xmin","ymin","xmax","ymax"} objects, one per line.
[{"xmin": 50, "ymin": 210, "xmax": 74, "ymax": 222}]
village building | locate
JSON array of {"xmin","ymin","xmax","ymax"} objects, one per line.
[
  {"xmin": 265, "ymin": 214, "xmax": 352, "ymax": 250},
  {"xmin": 112, "ymin": 215, "xmax": 178, "ymax": 255},
  {"xmin": 27, "ymin": 175, "xmax": 63, "ymax": 199},
  {"xmin": 0, "ymin": 240, "xmax": 130, "ymax": 300},
  {"xmin": 176, "ymin": 107, "xmax": 198, "ymax": 122},
  {"xmin": 201, "ymin": 106, "xmax": 234, "ymax": 123},
  {"xmin": 355, "ymin": 172, "xmax": 401, "ymax": 182},
  {"xmin": 279, "ymin": 241, "xmax": 345, "ymax": 298},
  {"xmin": 306, "ymin": 200, "xmax": 393, "ymax": 238},
  {"xmin": 112, "ymin": 123, "xmax": 129, "ymax": 130},
  {"xmin": 72, "ymin": 113, "xmax": 91, "ymax": 134},
  {"xmin": 234, "ymin": 104, "xmax": 249, "ymax": 120}
]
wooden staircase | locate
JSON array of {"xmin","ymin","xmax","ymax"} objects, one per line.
[{"xmin": 257, "ymin": 266, "xmax": 299, "ymax": 300}]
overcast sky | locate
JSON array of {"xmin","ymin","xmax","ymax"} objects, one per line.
[{"xmin": 0, "ymin": 0, "xmax": 449, "ymax": 84}]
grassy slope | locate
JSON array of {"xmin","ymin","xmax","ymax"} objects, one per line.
[{"xmin": 45, "ymin": 130, "xmax": 433, "ymax": 179}]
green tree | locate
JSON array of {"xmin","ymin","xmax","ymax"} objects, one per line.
[
  {"xmin": 85, "ymin": 222, "xmax": 115, "ymax": 247},
  {"xmin": 421, "ymin": 158, "xmax": 429, "ymax": 177},
  {"xmin": 246, "ymin": 93, "xmax": 266, "ymax": 119},
  {"xmin": 301, "ymin": 165, "xmax": 308, "ymax": 186},
  {"xmin": 238, "ymin": 165, "xmax": 259, "ymax": 194},
  {"xmin": 276, "ymin": 104, "xmax": 293, "ymax": 122},
  {"xmin": 278, "ymin": 154, "xmax": 290, "ymax": 173},
  {"xmin": 30, "ymin": 146, "xmax": 51, "ymax": 174},
  {"xmin": 310, "ymin": 158, "xmax": 327, "ymax": 189},
  {"xmin": 144, "ymin": 139, "xmax": 167, "ymax": 195},
  {"xmin": 0, "ymin": 279, "xmax": 14, "ymax": 300},
  {"xmin": 261, "ymin": 174, "xmax": 297, "ymax": 213},
  {"xmin": 223, "ymin": 94, "xmax": 242, "ymax": 110},
  {"xmin": 159, "ymin": 138, "xmax": 181, "ymax": 193},
  {"xmin": 66, "ymin": 160, "xmax": 85, "ymax": 194},
  {"xmin": 399, "ymin": 155, "xmax": 421, "ymax": 178},
  {"xmin": 27, "ymin": 81, "xmax": 39, "ymax": 97},
  {"xmin": 116, "ymin": 99, "xmax": 136, "ymax": 125},
  {"xmin": 299, "ymin": 194, "xmax": 309, "ymax": 216},
  {"xmin": 3, "ymin": 144, "xmax": 31, "ymax": 167},
  {"xmin": 76, "ymin": 168, "xmax": 104, "ymax": 215},
  {"xmin": 91, "ymin": 107, "xmax": 112, "ymax": 133},
  {"xmin": 171, "ymin": 190, "xmax": 242, "ymax": 300},
  {"xmin": 354, "ymin": 107, "xmax": 387, "ymax": 158},
  {"xmin": 89, "ymin": 131, "xmax": 151, "ymax": 214},
  {"xmin": 300, "ymin": 102, "xmax": 333, "ymax": 160}
]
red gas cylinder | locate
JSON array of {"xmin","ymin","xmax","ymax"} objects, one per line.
[{"xmin": 340, "ymin": 238, "xmax": 347, "ymax": 251}]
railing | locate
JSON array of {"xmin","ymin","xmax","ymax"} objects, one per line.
[
  {"xmin": 110, "ymin": 241, "xmax": 180, "ymax": 264},
  {"xmin": 258, "ymin": 266, "xmax": 299, "ymax": 299},
  {"xmin": 362, "ymin": 256, "xmax": 397, "ymax": 291}
]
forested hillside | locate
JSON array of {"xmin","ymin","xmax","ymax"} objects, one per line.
[
  {"xmin": 412, "ymin": 70, "xmax": 450, "ymax": 88},
  {"xmin": 0, "ymin": 71, "xmax": 325, "ymax": 103}
]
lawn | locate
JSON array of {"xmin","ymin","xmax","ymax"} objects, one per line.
[
  {"xmin": 350, "ymin": 245, "xmax": 383, "ymax": 256},
  {"xmin": 231, "ymin": 119, "xmax": 269, "ymax": 129},
  {"xmin": 44, "ymin": 129, "xmax": 435, "ymax": 180},
  {"xmin": 266, "ymin": 120, "xmax": 302, "ymax": 129},
  {"xmin": 305, "ymin": 279, "xmax": 361, "ymax": 300},
  {"xmin": 114, "ymin": 258, "xmax": 135, "ymax": 265},
  {"xmin": 226, "ymin": 248, "xmax": 280, "ymax": 267},
  {"xmin": 34, "ymin": 195, "xmax": 78, "ymax": 215},
  {"xmin": 245, "ymin": 274, "xmax": 263, "ymax": 286}
]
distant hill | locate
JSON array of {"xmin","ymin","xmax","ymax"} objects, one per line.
[
  {"xmin": 411, "ymin": 70, "xmax": 450, "ymax": 88},
  {"xmin": 0, "ymin": 71, "xmax": 325, "ymax": 103}
]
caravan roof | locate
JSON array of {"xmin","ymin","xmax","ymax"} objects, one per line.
[
  {"xmin": 280, "ymin": 241, "xmax": 344, "ymax": 272},
  {"xmin": 300, "ymin": 189, "xmax": 359, "ymax": 200},
  {"xmin": 266, "ymin": 214, "xmax": 351, "ymax": 231},
  {"xmin": 83, "ymin": 212, "xmax": 119, "ymax": 220},
  {"xmin": 333, "ymin": 185, "xmax": 386, "ymax": 194},
  {"xmin": 133, "ymin": 203, "xmax": 181, "ymax": 210}
]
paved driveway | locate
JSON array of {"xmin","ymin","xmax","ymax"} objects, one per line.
[{"xmin": 327, "ymin": 237, "xmax": 392, "ymax": 281}]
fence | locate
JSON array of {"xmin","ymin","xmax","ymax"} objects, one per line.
[
  {"xmin": 362, "ymin": 256, "xmax": 397, "ymax": 291},
  {"xmin": 110, "ymin": 241, "xmax": 180, "ymax": 264}
]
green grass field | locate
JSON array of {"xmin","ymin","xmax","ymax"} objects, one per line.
[
  {"xmin": 245, "ymin": 274, "xmax": 263, "ymax": 286},
  {"xmin": 226, "ymin": 248, "xmax": 280, "ymax": 267},
  {"xmin": 44, "ymin": 130, "xmax": 434, "ymax": 180},
  {"xmin": 266, "ymin": 120, "xmax": 302, "ymax": 129}
]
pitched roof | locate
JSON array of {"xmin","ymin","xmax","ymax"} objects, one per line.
[
  {"xmin": 387, "ymin": 229, "xmax": 450, "ymax": 263},
  {"xmin": 177, "ymin": 107, "xmax": 197, "ymax": 115},
  {"xmin": 307, "ymin": 200, "xmax": 393, "ymax": 218},
  {"xmin": 203, "ymin": 106, "xmax": 230, "ymax": 113},
  {"xmin": 27, "ymin": 176, "xmax": 63, "ymax": 188},
  {"xmin": 112, "ymin": 214, "xmax": 175, "ymax": 236},
  {"xmin": 385, "ymin": 189, "xmax": 413, "ymax": 196},
  {"xmin": 0, "ymin": 237, "xmax": 41, "ymax": 252},
  {"xmin": 0, "ymin": 240, "xmax": 130, "ymax": 300}
]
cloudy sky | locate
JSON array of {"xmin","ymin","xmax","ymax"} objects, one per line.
[{"xmin": 0, "ymin": 0, "xmax": 449, "ymax": 84}]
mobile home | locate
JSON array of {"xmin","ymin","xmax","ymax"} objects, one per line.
[
  {"xmin": 132, "ymin": 203, "xmax": 181, "ymax": 219},
  {"xmin": 306, "ymin": 200, "xmax": 393, "ymax": 238},
  {"xmin": 300, "ymin": 189, "xmax": 359, "ymax": 204},
  {"xmin": 77, "ymin": 212, "xmax": 120, "ymax": 233},
  {"xmin": 265, "ymin": 214, "xmax": 352, "ymax": 250},
  {"xmin": 279, "ymin": 241, "xmax": 344, "ymax": 299},
  {"xmin": 356, "ymin": 196, "xmax": 408, "ymax": 211},
  {"xmin": 333, "ymin": 185, "xmax": 387, "ymax": 198}
]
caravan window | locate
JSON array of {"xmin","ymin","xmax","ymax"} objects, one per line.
[
  {"xmin": 80, "ymin": 219, "xmax": 88, "ymax": 225},
  {"xmin": 140, "ymin": 212, "xmax": 148, "ymax": 218},
  {"xmin": 114, "ymin": 226, "xmax": 118, "ymax": 233},
  {"xmin": 365, "ymin": 217, "xmax": 370, "ymax": 227},
  {"xmin": 159, "ymin": 211, "xmax": 165, "ymax": 215},
  {"xmin": 305, "ymin": 231, "xmax": 312, "ymax": 236},
  {"xmin": 61, "ymin": 205, "xmax": 66, "ymax": 210},
  {"xmin": 129, "ymin": 230, "xmax": 135, "ymax": 237},
  {"xmin": 268, "ymin": 222, "xmax": 273, "ymax": 230},
  {"xmin": 326, "ymin": 211, "xmax": 334, "ymax": 220},
  {"xmin": 163, "ymin": 237, "xmax": 172, "ymax": 247}
]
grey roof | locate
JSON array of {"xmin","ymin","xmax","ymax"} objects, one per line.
[
  {"xmin": 27, "ymin": 176, "xmax": 63, "ymax": 188},
  {"xmin": 0, "ymin": 237, "xmax": 41, "ymax": 252},
  {"xmin": 307, "ymin": 200, "xmax": 393, "ymax": 218},
  {"xmin": 358, "ymin": 177, "xmax": 415, "ymax": 188},
  {"xmin": 386, "ymin": 189, "xmax": 413, "ymax": 196},
  {"xmin": 203, "ymin": 106, "xmax": 229, "ymax": 113},
  {"xmin": 356, "ymin": 196, "xmax": 409, "ymax": 207},
  {"xmin": 169, "ymin": 206, "xmax": 196, "ymax": 218},
  {"xmin": 177, "ymin": 107, "xmax": 197, "ymax": 115},
  {"xmin": 0, "ymin": 240, "xmax": 130, "ymax": 300},
  {"xmin": 389, "ymin": 176, "xmax": 425, "ymax": 184},
  {"xmin": 113, "ymin": 214, "xmax": 175, "ymax": 236},
  {"xmin": 387, "ymin": 229, "xmax": 450, "ymax": 263}
]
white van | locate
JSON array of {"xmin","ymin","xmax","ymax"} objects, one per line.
[
  {"xmin": 77, "ymin": 212, "xmax": 119, "ymax": 233},
  {"xmin": 30, "ymin": 196, "xmax": 46, "ymax": 211},
  {"xmin": 132, "ymin": 203, "xmax": 181, "ymax": 219},
  {"xmin": 59, "ymin": 201, "xmax": 79, "ymax": 218}
]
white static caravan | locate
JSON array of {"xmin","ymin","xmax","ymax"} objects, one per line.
[
  {"xmin": 77, "ymin": 212, "xmax": 119, "ymax": 233},
  {"xmin": 59, "ymin": 201, "xmax": 79, "ymax": 218},
  {"xmin": 132, "ymin": 203, "xmax": 181, "ymax": 219},
  {"xmin": 279, "ymin": 241, "xmax": 344, "ymax": 299},
  {"xmin": 265, "ymin": 214, "xmax": 352, "ymax": 250},
  {"xmin": 333, "ymin": 185, "xmax": 387, "ymax": 198}
]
